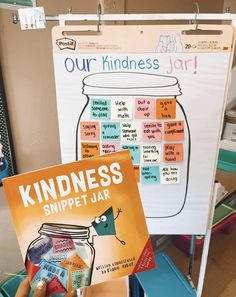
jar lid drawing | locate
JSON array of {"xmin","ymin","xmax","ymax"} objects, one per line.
[
  {"xmin": 82, "ymin": 72, "xmax": 182, "ymax": 97},
  {"xmin": 39, "ymin": 223, "xmax": 90, "ymax": 239}
]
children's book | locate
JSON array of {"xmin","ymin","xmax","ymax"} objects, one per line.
[{"xmin": 3, "ymin": 150, "xmax": 155, "ymax": 295}]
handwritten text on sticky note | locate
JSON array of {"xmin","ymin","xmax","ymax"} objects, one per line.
[
  {"xmin": 91, "ymin": 99, "xmax": 110, "ymax": 120},
  {"xmin": 141, "ymin": 144, "xmax": 161, "ymax": 164},
  {"xmin": 141, "ymin": 166, "xmax": 160, "ymax": 184},
  {"xmin": 111, "ymin": 99, "xmax": 132, "ymax": 120},
  {"xmin": 122, "ymin": 145, "xmax": 140, "ymax": 164},
  {"xmin": 156, "ymin": 98, "xmax": 176, "ymax": 119},
  {"xmin": 142, "ymin": 122, "xmax": 162, "ymax": 142},
  {"xmin": 160, "ymin": 166, "xmax": 180, "ymax": 184},
  {"xmin": 164, "ymin": 121, "xmax": 184, "ymax": 141},
  {"xmin": 164, "ymin": 143, "xmax": 183, "ymax": 162},
  {"xmin": 80, "ymin": 122, "xmax": 100, "ymax": 140},
  {"xmin": 135, "ymin": 98, "xmax": 156, "ymax": 119},
  {"xmin": 121, "ymin": 122, "xmax": 141, "ymax": 142},
  {"xmin": 81, "ymin": 142, "xmax": 100, "ymax": 159},
  {"xmin": 101, "ymin": 143, "xmax": 120, "ymax": 154},
  {"xmin": 101, "ymin": 122, "xmax": 120, "ymax": 142}
]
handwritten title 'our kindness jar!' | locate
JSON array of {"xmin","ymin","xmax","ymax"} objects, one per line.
[{"xmin": 76, "ymin": 72, "xmax": 191, "ymax": 218}]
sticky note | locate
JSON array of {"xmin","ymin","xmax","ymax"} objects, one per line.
[
  {"xmin": 122, "ymin": 145, "xmax": 140, "ymax": 164},
  {"xmin": 43, "ymin": 250, "xmax": 69, "ymax": 265},
  {"xmin": 74, "ymin": 245, "xmax": 88, "ymax": 259},
  {"xmin": 71, "ymin": 268, "xmax": 90, "ymax": 289},
  {"xmin": 101, "ymin": 142, "xmax": 120, "ymax": 154},
  {"xmin": 90, "ymin": 99, "xmax": 110, "ymax": 120},
  {"xmin": 60, "ymin": 253, "xmax": 88, "ymax": 271},
  {"xmin": 121, "ymin": 122, "xmax": 141, "ymax": 142},
  {"xmin": 142, "ymin": 122, "xmax": 162, "ymax": 142},
  {"xmin": 133, "ymin": 166, "xmax": 140, "ymax": 183},
  {"xmin": 28, "ymin": 237, "xmax": 53, "ymax": 264},
  {"xmin": 141, "ymin": 166, "xmax": 160, "ymax": 184},
  {"xmin": 160, "ymin": 166, "xmax": 180, "ymax": 184},
  {"xmin": 80, "ymin": 122, "xmax": 100, "ymax": 141},
  {"xmin": 81, "ymin": 142, "xmax": 100, "ymax": 159},
  {"xmin": 135, "ymin": 98, "xmax": 156, "ymax": 119},
  {"xmin": 156, "ymin": 98, "xmax": 176, "ymax": 119},
  {"xmin": 111, "ymin": 99, "xmax": 132, "ymax": 120},
  {"xmin": 32, "ymin": 260, "xmax": 68, "ymax": 290},
  {"xmin": 101, "ymin": 122, "xmax": 120, "ymax": 142},
  {"xmin": 25, "ymin": 260, "xmax": 40, "ymax": 281},
  {"xmin": 141, "ymin": 144, "xmax": 161, "ymax": 164},
  {"xmin": 164, "ymin": 120, "xmax": 184, "ymax": 141},
  {"xmin": 164, "ymin": 143, "xmax": 183, "ymax": 162},
  {"xmin": 46, "ymin": 276, "xmax": 66, "ymax": 297},
  {"xmin": 52, "ymin": 238, "xmax": 75, "ymax": 254}
]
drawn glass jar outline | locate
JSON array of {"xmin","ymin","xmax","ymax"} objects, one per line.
[
  {"xmin": 76, "ymin": 72, "xmax": 191, "ymax": 218},
  {"xmin": 25, "ymin": 223, "xmax": 95, "ymax": 290}
]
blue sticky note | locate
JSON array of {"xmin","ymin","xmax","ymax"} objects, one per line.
[
  {"xmin": 122, "ymin": 145, "xmax": 140, "ymax": 164},
  {"xmin": 101, "ymin": 122, "xmax": 120, "ymax": 142},
  {"xmin": 141, "ymin": 166, "xmax": 160, "ymax": 184},
  {"xmin": 32, "ymin": 260, "xmax": 68, "ymax": 290},
  {"xmin": 28, "ymin": 237, "xmax": 53, "ymax": 264},
  {"xmin": 90, "ymin": 99, "xmax": 110, "ymax": 120}
]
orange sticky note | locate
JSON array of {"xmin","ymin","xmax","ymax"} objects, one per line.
[
  {"xmin": 164, "ymin": 121, "xmax": 184, "ymax": 141},
  {"xmin": 60, "ymin": 253, "xmax": 88, "ymax": 271},
  {"xmin": 164, "ymin": 143, "xmax": 183, "ymax": 162},
  {"xmin": 80, "ymin": 122, "xmax": 100, "ymax": 140},
  {"xmin": 81, "ymin": 142, "xmax": 100, "ymax": 159},
  {"xmin": 156, "ymin": 98, "xmax": 176, "ymax": 119},
  {"xmin": 133, "ymin": 166, "xmax": 140, "ymax": 183}
]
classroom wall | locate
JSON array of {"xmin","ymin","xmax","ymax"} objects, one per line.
[
  {"xmin": 223, "ymin": 0, "xmax": 236, "ymax": 12},
  {"xmin": 0, "ymin": 1, "xmax": 98, "ymax": 173},
  {"xmin": 125, "ymin": 0, "xmax": 224, "ymax": 13},
  {"xmin": 0, "ymin": 0, "xmax": 225, "ymax": 173}
]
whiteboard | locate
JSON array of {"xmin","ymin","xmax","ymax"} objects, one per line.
[{"xmin": 52, "ymin": 25, "xmax": 234, "ymax": 234}]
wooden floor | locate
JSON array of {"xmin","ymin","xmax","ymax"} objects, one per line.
[{"xmin": 165, "ymin": 228, "xmax": 236, "ymax": 297}]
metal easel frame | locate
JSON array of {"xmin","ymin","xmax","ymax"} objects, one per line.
[
  {"xmin": 11, "ymin": 7, "xmax": 236, "ymax": 297},
  {"xmin": 55, "ymin": 13, "xmax": 235, "ymax": 297}
]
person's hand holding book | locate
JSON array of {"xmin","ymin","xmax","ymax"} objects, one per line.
[{"xmin": 15, "ymin": 277, "xmax": 77, "ymax": 297}]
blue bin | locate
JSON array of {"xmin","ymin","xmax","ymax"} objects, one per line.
[
  {"xmin": 217, "ymin": 148, "xmax": 236, "ymax": 172},
  {"xmin": 0, "ymin": 158, "xmax": 9, "ymax": 184},
  {"xmin": 136, "ymin": 252, "xmax": 196, "ymax": 297},
  {"xmin": 1, "ymin": 271, "xmax": 25, "ymax": 297}
]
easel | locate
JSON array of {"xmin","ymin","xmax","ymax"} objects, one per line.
[{"xmin": 11, "ymin": 4, "xmax": 236, "ymax": 297}]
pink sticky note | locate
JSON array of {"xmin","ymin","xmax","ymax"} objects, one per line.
[
  {"xmin": 101, "ymin": 142, "xmax": 120, "ymax": 154},
  {"xmin": 80, "ymin": 121, "xmax": 100, "ymax": 140},
  {"xmin": 135, "ymin": 98, "xmax": 156, "ymax": 119},
  {"xmin": 52, "ymin": 238, "xmax": 75, "ymax": 254},
  {"xmin": 142, "ymin": 122, "xmax": 162, "ymax": 142}
]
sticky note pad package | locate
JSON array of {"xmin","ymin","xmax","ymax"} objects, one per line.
[{"xmin": 3, "ymin": 151, "xmax": 155, "ymax": 294}]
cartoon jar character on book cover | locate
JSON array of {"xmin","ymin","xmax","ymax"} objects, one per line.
[{"xmin": 3, "ymin": 150, "xmax": 155, "ymax": 296}]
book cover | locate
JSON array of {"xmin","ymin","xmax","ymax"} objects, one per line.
[{"xmin": 3, "ymin": 150, "xmax": 155, "ymax": 295}]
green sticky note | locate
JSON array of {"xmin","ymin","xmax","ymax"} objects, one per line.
[
  {"xmin": 101, "ymin": 122, "xmax": 120, "ymax": 142},
  {"xmin": 71, "ymin": 268, "xmax": 91, "ymax": 289}
]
